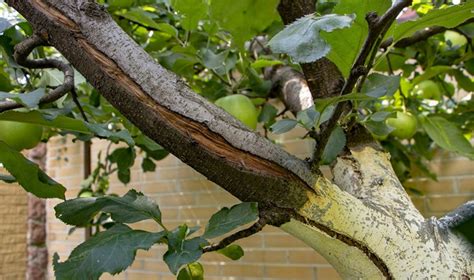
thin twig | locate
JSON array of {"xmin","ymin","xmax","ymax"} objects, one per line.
[
  {"xmin": 0, "ymin": 34, "xmax": 75, "ymax": 112},
  {"xmin": 311, "ymin": 0, "xmax": 412, "ymax": 169},
  {"xmin": 71, "ymin": 88, "xmax": 89, "ymax": 122},
  {"xmin": 380, "ymin": 17, "xmax": 474, "ymax": 49}
]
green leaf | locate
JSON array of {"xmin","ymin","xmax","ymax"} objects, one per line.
[
  {"xmin": 55, "ymin": 190, "xmax": 163, "ymax": 227},
  {"xmin": 411, "ymin": 66, "xmax": 453, "ymax": 85},
  {"xmin": 0, "ymin": 141, "xmax": 66, "ymax": 199},
  {"xmin": 53, "ymin": 224, "xmax": 165, "ymax": 280},
  {"xmin": 270, "ymin": 119, "xmax": 298, "ymax": 134},
  {"xmin": 108, "ymin": 147, "xmax": 136, "ymax": 184},
  {"xmin": 141, "ymin": 157, "xmax": 156, "ymax": 172},
  {"xmin": 420, "ymin": 116, "xmax": 474, "ymax": 159},
  {"xmin": 203, "ymin": 202, "xmax": 258, "ymax": 239},
  {"xmin": 370, "ymin": 111, "xmax": 395, "ymax": 122},
  {"xmin": 364, "ymin": 119, "xmax": 394, "ymax": 137},
  {"xmin": 217, "ymin": 244, "xmax": 244, "ymax": 260},
  {"xmin": 164, "ymin": 225, "xmax": 208, "ymax": 274},
  {"xmin": 389, "ymin": 2, "xmax": 474, "ymax": 43},
  {"xmin": 0, "ymin": 88, "xmax": 45, "ymax": 108},
  {"xmin": 109, "ymin": 0, "xmax": 134, "ymax": 9},
  {"xmin": 177, "ymin": 262, "xmax": 204, "ymax": 280},
  {"xmin": 361, "ymin": 73, "xmax": 400, "ymax": 98},
  {"xmin": 121, "ymin": 10, "xmax": 161, "ymax": 29},
  {"xmin": 269, "ymin": 14, "xmax": 354, "ymax": 63},
  {"xmin": 85, "ymin": 123, "xmax": 134, "ymax": 146},
  {"xmin": 297, "ymin": 106, "xmax": 320, "ymax": 130},
  {"xmin": 0, "ymin": 68, "xmax": 13, "ymax": 91},
  {"xmin": 322, "ymin": 0, "xmax": 391, "ymax": 77},
  {"xmin": 0, "ymin": 110, "xmax": 89, "ymax": 133},
  {"xmin": 156, "ymin": 23, "xmax": 179, "ymax": 37},
  {"xmin": 251, "ymin": 59, "xmax": 283, "ymax": 69},
  {"xmin": 200, "ymin": 49, "xmax": 229, "ymax": 73},
  {"xmin": 321, "ymin": 126, "xmax": 346, "ymax": 165},
  {"xmin": 258, "ymin": 103, "xmax": 278, "ymax": 124},
  {"xmin": 210, "ymin": 0, "xmax": 280, "ymax": 47},
  {"xmin": 171, "ymin": 0, "xmax": 208, "ymax": 30},
  {"xmin": 453, "ymin": 70, "xmax": 474, "ymax": 92},
  {"xmin": 0, "ymin": 173, "xmax": 16, "ymax": 183}
]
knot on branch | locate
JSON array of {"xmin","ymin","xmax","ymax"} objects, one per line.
[
  {"xmin": 352, "ymin": 65, "xmax": 368, "ymax": 77},
  {"xmin": 365, "ymin": 12, "xmax": 380, "ymax": 28}
]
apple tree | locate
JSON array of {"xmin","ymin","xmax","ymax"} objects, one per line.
[{"xmin": 0, "ymin": 0, "xmax": 473, "ymax": 279}]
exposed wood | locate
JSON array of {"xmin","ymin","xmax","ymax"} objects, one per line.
[
  {"xmin": 5, "ymin": 1, "xmax": 474, "ymax": 278},
  {"xmin": 6, "ymin": 0, "xmax": 316, "ymax": 211}
]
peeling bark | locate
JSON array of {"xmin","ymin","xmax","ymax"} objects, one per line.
[{"xmin": 6, "ymin": 1, "xmax": 474, "ymax": 278}]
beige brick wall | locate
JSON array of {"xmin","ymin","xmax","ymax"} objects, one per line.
[
  {"xmin": 0, "ymin": 170, "xmax": 28, "ymax": 279},
  {"xmin": 45, "ymin": 130, "xmax": 473, "ymax": 280}
]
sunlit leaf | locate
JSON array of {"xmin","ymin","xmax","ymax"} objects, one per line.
[{"xmin": 269, "ymin": 14, "xmax": 355, "ymax": 63}]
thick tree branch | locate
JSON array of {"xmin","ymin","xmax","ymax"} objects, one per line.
[
  {"xmin": 313, "ymin": 0, "xmax": 412, "ymax": 166},
  {"xmin": 8, "ymin": 1, "xmax": 474, "ymax": 278},
  {"xmin": 0, "ymin": 34, "xmax": 74, "ymax": 112},
  {"xmin": 6, "ymin": 0, "xmax": 317, "ymax": 212}
]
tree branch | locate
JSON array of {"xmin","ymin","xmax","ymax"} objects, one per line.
[
  {"xmin": 277, "ymin": 0, "xmax": 345, "ymax": 99},
  {"xmin": 438, "ymin": 200, "xmax": 474, "ymax": 230},
  {"xmin": 381, "ymin": 17, "xmax": 474, "ymax": 49},
  {"xmin": 202, "ymin": 218, "xmax": 267, "ymax": 253},
  {"xmin": 265, "ymin": 66, "xmax": 313, "ymax": 115},
  {"xmin": 312, "ymin": 0, "xmax": 412, "ymax": 166},
  {"xmin": 0, "ymin": 34, "xmax": 74, "ymax": 112},
  {"xmin": 6, "ymin": 0, "xmax": 316, "ymax": 212}
]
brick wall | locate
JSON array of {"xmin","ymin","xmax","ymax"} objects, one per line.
[
  {"xmin": 0, "ymin": 170, "xmax": 28, "ymax": 279},
  {"xmin": 45, "ymin": 130, "xmax": 473, "ymax": 280}
]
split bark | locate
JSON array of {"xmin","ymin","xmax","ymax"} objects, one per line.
[{"xmin": 6, "ymin": 1, "xmax": 473, "ymax": 278}]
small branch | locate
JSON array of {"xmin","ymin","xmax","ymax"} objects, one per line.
[
  {"xmin": 202, "ymin": 217, "xmax": 267, "ymax": 253},
  {"xmin": 438, "ymin": 200, "xmax": 474, "ymax": 230},
  {"xmin": 70, "ymin": 88, "xmax": 89, "ymax": 122},
  {"xmin": 265, "ymin": 66, "xmax": 314, "ymax": 115},
  {"xmin": 0, "ymin": 34, "xmax": 74, "ymax": 112},
  {"xmin": 312, "ymin": 0, "xmax": 412, "ymax": 167},
  {"xmin": 381, "ymin": 17, "xmax": 474, "ymax": 49}
]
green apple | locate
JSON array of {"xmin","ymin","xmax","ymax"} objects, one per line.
[
  {"xmin": 386, "ymin": 112, "xmax": 417, "ymax": 139},
  {"xmin": 0, "ymin": 121, "xmax": 43, "ymax": 151},
  {"xmin": 444, "ymin": 30, "xmax": 467, "ymax": 48},
  {"xmin": 215, "ymin": 94, "xmax": 259, "ymax": 130},
  {"xmin": 412, "ymin": 80, "xmax": 442, "ymax": 100}
]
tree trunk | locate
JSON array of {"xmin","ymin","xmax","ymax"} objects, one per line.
[{"xmin": 6, "ymin": 1, "xmax": 473, "ymax": 278}]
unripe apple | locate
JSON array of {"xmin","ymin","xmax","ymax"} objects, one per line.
[
  {"xmin": 386, "ymin": 112, "xmax": 417, "ymax": 139},
  {"xmin": 215, "ymin": 94, "xmax": 259, "ymax": 130},
  {"xmin": 0, "ymin": 121, "xmax": 43, "ymax": 151},
  {"xmin": 412, "ymin": 80, "xmax": 442, "ymax": 100}
]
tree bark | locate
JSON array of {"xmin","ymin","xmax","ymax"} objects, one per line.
[{"xmin": 6, "ymin": 1, "xmax": 473, "ymax": 278}]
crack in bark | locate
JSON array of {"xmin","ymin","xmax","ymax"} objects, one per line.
[
  {"xmin": 288, "ymin": 210, "xmax": 393, "ymax": 279},
  {"xmin": 24, "ymin": 0, "xmax": 316, "ymax": 195}
]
